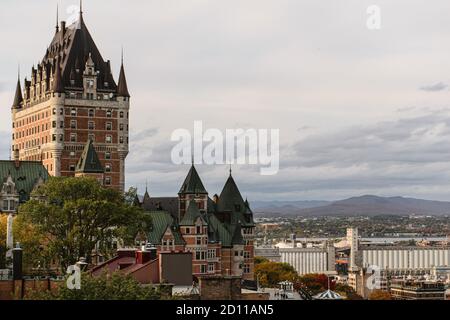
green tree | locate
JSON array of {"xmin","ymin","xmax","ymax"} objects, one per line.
[
  {"xmin": 19, "ymin": 177, "xmax": 150, "ymax": 272},
  {"xmin": 26, "ymin": 272, "xmax": 166, "ymax": 300},
  {"xmin": 255, "ymin": 258, "xmax": 298, "ymax": 288}
]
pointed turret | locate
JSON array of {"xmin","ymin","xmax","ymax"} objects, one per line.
[
  {"xmin": 117, "ymin": 55, "xmax": 130, "ymax": 97},
  {"xmin": 217, "ymin": 174, "xmax": 245, "ymax": 213},
  {"xmin": 75, "ymin": 139, "xmax": 104, "ymax": 174},
  {"xmin": 12, "ymin": 76, "xmax": 23, "ymax": 109},
  {"xmin": 179, "ymin": 165, "xmax": 207, "ymax": 194}
]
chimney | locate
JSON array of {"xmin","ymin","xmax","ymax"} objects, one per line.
[
  {"xmin": 60, "ymin": 21, "xmax": 66, "ymax": 36},
  {"xmin": 12, "ymin": 243, "xmax": 23, "ymax": 280},
  {"xmin": 135, "ymin": 250, "xmax": 152, "ymax": 264},
  {"xmin": 13, "ymin": 149, "xmax": 20, "ymax": 168}
]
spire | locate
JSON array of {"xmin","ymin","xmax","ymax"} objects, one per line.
[
  {"xmin": 55, "ymin": 3, "xmax": 59, "ymax": 33},
  {"xmin": 12, "ymin": 67, "xmax": 23, "ymax": 109},
  {"xmin": 53, "ymin": 58, "xmax": 64, "ymax": 93},
  {"xmin": 117, "ymin": 48, "xmax": 130, "ymax": 97},
  {"xmin": 77, "ymin": 0, "xmax": 84, "ymax": 29}
]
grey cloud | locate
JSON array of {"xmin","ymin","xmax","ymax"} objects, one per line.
[
  {"xmin": 420, "ymin": 82, "xmax": 448, "ymax": 92},
  {"xmin": 131, "ymin": 127, "xmax": 159, "ymax": 142}
]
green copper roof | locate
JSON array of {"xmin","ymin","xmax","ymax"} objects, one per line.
[
  {"xmin": 146, "ymin": 211, "xmax": 185, "ymax": 246},
  {"xmin": 217, "ymin": 174, "xmax": 245, "ymax": 212},
  {"xmin": 180, "ymin": 200, "xmax": 206, "ymax": 226},
  {"xmin": 75, "ymin": 140, "xmax": 104, "ymax": 174},
  {"xmin": 0, "ymin": 161, "xmax": 49, "ymax": 203},
  {"xmin": 178, "ymin": 165, "xmax": 207, "ymax": 194}
]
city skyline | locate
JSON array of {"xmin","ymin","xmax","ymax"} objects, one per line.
[{"xmin": 1, "ymin": 0, "xmax": 450, "ymax": 201}]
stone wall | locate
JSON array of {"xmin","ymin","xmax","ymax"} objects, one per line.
[{"xmin": 199, "ymin": 276, "xmax": 242, "ymax": 300}]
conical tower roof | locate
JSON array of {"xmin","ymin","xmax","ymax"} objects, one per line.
[
  {"xmin": 117, "ymin": 62, "xmax": 130, "ymax": 97},
  {"xmin": 75, "ymin": 140, "xmax": 104, "ymax": 173},
  {"xmin": 12, "ymin": 77, "xmax": 23, "ymax": 109},
  {"xmin": 217, "ymin": 173, "xmax": 245, "ymax": 213},
  {"xmin": 179, "ymin": 165, "xmax": 207, "ymax": 194}
]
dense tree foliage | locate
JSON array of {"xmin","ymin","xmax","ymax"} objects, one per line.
[
  {"xmin": 254, "ymin": 257, "xmax": 299, "ymax": 288},
  {"xmin": 26, "ymin": 272, "xmax": 168, "ymax": 300},
  {"xmin": 18, "ymin": 177, "xmax": 151, "ymax": 272}
]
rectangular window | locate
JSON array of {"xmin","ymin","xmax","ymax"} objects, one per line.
[
  {"xmin": 88, "ymin": 121, "xmax": 95, "ymax": 130},
  {"xmin": 185, "ymin": 227, "xmax": 190, "ymax": 234},
  {"xmin": 105, "ymin": 177, "xmax": 111, "ymax": 185},
  {"xmin": 119, "ymin": 136, "xmax": 124, "ymax": 144},
  {"xmin": 196, "ymin": 237, "xmax": 202, "ymax": 245},
  {"xmin": 208, "ymin": 263, "xmax": 214, "ymax": 273},
  {"xmin": 71, "ymin": 108, "xmax": 77, "ymax": 116},
  {"xmin": 89, "ymin": 109, "xmax": 95, "ymax": 117},
  {"xmin": 207, "ymin": 249, "xmax": 216, "ymax": 259},
  {"xmin": 70, "ymin": 120, "xmax": 77, "ymax": 129},
  {"xmin": 105, "ymin": 164, "xmax": 111, "ymax": 173},
  {"xmin": 88, "ymin": 134, "xmax": 95, "ymax": 141},
  {"xmin": 69, "ymin": 165, "xmax": 76, "ymax": 172},
  {"xmin": 106, "ymin": 122, "xmax": 112, "ymax": 131},
  {"xmin": 105, "ymin": 135, "xmax": 112, "ymax": 143},
  {"xmin": 200, "ymin": 265, "xmax": 207, "ymax": 274},
  {"xmin": 106, "ymin": 110, "xmax": 112, "ymax": 117},
  {"xmin": 70, "ymin": 133, "xmax": 76, "ymax": 142},
  {"xmin": 244, "ymin": 264, "xmax": 250, "ymax": 274},
  {"xmin": 119, "ymin": 123, "xmax": 124, "ymax": 131},
  {"xmin": 196, "ymin": 225, "xmax": 201, "ymax": 234},
  {"xmin": 105, "ymin": 152, "xmax": 111, "ymax": 160}
]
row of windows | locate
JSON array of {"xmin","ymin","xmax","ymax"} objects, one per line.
[
  {"xmin": 68, "ymin": 163, "xmax": 112, "ymax": 173},
  {"xmin": 65, "ymin": 120, "xmax": 128, "ymax": 131},
  {"xmin": 14, "ymin": 110, "xmax": 53, "ymax": 128},
  {"xmin": 184, "ymin": 225, "xmax": 207, "ymax": 235},
  {"xmin": 65, "ymin": 108, "xmax": 128, "ymax": 119},
  {"xmin": 67, "ymin": 133, "xmax": 128, "ymax": 144},
  {"xmin": 69, "ymin": 151, "xmax": 112, "ymax": 160}
]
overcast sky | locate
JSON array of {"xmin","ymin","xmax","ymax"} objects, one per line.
[{"xmin": 1, "ymin": 0, "xmax": 450, "ymax": 201}]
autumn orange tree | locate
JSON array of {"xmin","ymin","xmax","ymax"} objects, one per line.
[
  {"xmin": 254, "ymin": 257, "xmax": 299, "ymax": 288},
  {"xmin": 368, "ymin": 290, "xmax": 393, "ymax": 300}
]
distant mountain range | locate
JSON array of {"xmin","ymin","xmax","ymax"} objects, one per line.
[{"xmin": 252, "ymin": 195, "xmax": 450, "ymax": 217}]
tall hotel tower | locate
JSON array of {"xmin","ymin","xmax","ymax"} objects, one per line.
[{"xmin": 11, "ymin": 5, "xmax": 130, "ymax": 191}]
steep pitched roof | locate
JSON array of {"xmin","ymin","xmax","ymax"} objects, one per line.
[
  {"xmin": 146, "ymin": 211, "xmax": 185, "ymax": 246},
  {"xmin": 39, "ymin": 15, "xmax": 117, "ymax": 93},
  {"xmin": 12, "ymin": 77, "xmax": 23, "ymax": 108},
  {"xmin": 178, "ymin": 165, "xmax": 207, "ymax": 194},
  {"xmin": 180, "ymin": 201, "xmax": 206, "ymax": 226},
  {"xmin": 117, "ymin": 62, "xmax": 130, "ymax": 97},
  {"xmin": 231, "ymin": 223, "xmax": 244, "ymax": 245},
  {"xmin": 0, "ymin": 161, "xmax": 49, "ymax": 203},
  {"xmin": 217, "ymin": 174, "xmax": 246, "ymax": 213},
  {"xmin": 142, "ymin": 196, "xmax": 178, "ymax": 219},
  {"xmin": 75, "ymin": 140, "xmax": 104, "ymax": 173}
]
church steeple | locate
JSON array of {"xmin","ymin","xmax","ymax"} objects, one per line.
[{"xmin": 117, "ymin": 50, "xmax": 130, "ymax": 97}]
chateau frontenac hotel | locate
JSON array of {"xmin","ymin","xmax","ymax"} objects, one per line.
[
  {"xmin": 11, "ymin": 7, "xmax": 129, "ymax": 191},
  {"xmin": 5, "ymin": 5, "xmax": 256, "ymax": 281}
]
